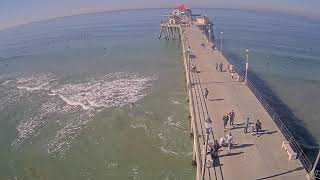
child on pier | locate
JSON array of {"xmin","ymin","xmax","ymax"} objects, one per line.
[{"xmin": 251, "ymin": 126, "xmax": 256, "ymax": 136}]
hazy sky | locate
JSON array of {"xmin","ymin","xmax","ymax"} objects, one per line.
[{"xmin": 1, "ymin": 0, "xmax": 320, "ymax": 30}]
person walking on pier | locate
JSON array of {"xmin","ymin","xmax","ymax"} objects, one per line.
[
  {"xmin": 219, "ymin": 62, "xmax": 223, "ymax": 72},
  {"xmin": 219, "ymin": 136, "xmax": 226, "ymax": 147},
  {"xmin": 226, "ymin": 133, "xmax": 233, "ymax": 150},
  {"xmin": 186, "ymin": 45, "xmax": 191, "ymax": 55},
  {"xmin": 255, "ymin": 120, "xmax": 262, "ymax": 136},
  {"xmin": 229, "ymin": 110, "xmax": 235, "ymax": 126},
  {"xmin": 205, "ymin": 118, "xmax": 212, "ymax": 134},
  {"xmin": 244, "ymin": 117, "xmax": 250, "ymax": 134},
  {"xmin": 223, "ymin": 114, "xmax": 228, "ymax": 129},
  {"xmin": 204, "ymin": 88, "xmax": 209, "ymax": 99},
  {"xmin": 215, "ymin": 62, "xmax": 218, "ymax": 71},
  {"xmin": 191, "ymin": 64, "xmax": 197, "ymax": 72},
  {"xmin": 251, "ymin": 126, "xmax": 256, "ymax": 136},
  {"xmin": 201, "ymin": 42, "xmax": 205, "ymax": 49},
  {"xmin": 227, "ymin": 63, "xmax": 230, "ymax": 72},
  {"xmin": 210, "ymin": 140, "xmax": 220, "ymax": 159}
]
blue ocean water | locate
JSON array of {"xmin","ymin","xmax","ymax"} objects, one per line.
[
  {"xmin": 0, "ymin": 9, "xmax": 194, "ymax": 179},
  {"xmin": 0, "ymin": 8, "xmax": 319, "ymax": 179}
]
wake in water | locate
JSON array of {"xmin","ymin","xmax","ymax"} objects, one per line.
[{"xmin": 3, "ymin": 72, "xmax": 156, "ymax": 156}]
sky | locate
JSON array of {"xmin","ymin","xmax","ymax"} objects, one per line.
[{"xmin": 1, "ymin": 0, "xmax": 320, "ymax": 30}]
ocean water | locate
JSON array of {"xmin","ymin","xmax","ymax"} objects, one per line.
[
  {"xmin": 199, "ymin": 9, "xmax": 320, "ymax": 154},
  {"xmin": 0, "ymin": 8, "xmax": 319, "ymax": 179},
  {"xmin": 0, "ymin": 9, "xmax": 194, "ymax": 179}
]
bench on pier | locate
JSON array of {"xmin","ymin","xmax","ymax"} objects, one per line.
[{"xmin": 282, "ymin": 141, "xmax": 297, "ymax": 160}]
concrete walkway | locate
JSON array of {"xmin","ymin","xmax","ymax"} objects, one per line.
[{"xmin": 183, "ymin": 24, "xmax": 306, "ymax": 180}]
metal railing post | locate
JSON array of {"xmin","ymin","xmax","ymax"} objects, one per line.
[{"xmin": 308, "ymin": 150, "xmax": 320, "ymax": 178}]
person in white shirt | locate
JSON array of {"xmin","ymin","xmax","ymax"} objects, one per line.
[
  {"xmin": 244, "ymin": 118, "xmax": 250, "ymax": 134},
  {"xmin": 219, "ymin": 136, "xmax": 226, "ymax": 147},
  {"xmin": 226, "ymin": 133, "xmax": 233, "ymax": 150}
]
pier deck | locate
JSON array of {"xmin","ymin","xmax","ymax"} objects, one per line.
[{"xmin": 181, "ymin": 24, "xmax": 307, "ymax": 180}]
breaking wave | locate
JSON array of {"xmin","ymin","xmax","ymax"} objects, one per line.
[
  {"xmin": 50, "ymin": 73, "xmax": 153, "ymax": 110},
  {"xmin": 8, "ymin": 72, "xmax": 156, "ymax": 156}
]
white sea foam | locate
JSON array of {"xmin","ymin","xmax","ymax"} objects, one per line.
[
  {"xmin": 159, "ymin": 146, "xmax": 178, "ymax": 155},
  {"xmin": 1, "ymin": 80, "xmax": 12, "ymax": 86},
  {"xmin": 16, "ymin": 73, "xmax": 56, "ymax": 91},
  {"xmin": 129, "ymin": 166, "xmax": 141, "ymax": 180},
  {"xmin": 39, "ymin": 100, "xmax": 76, "ymax": 115},
  {"xmin": 164, "ymin": 114, "xmax": 181, "ymax": 128},
  {"xmin": 105, "ymin": 161, "xmax": 119, "ymax": 169},
  {"xmin": 171, "ymin": 100, "xmax": 181, "ymax": 105},
  {"xmin": 11, "ymin": 116, "xmax": 45, "ymax": 148},
  {"xmin": 130, "ymin": 123, "xmax": 149, "ymax": 134},
  {"xmin": 157, "ymin": 133, "xmax": 164, "ymax": 140},
  {"xmin": 10, "ymin": 72, "xmax": 156, "ymax": 156},
  {"xmin": 50, "ymin": 72, "xmax": 154, "ymax": 110},
  {"xmin": 45, "ymin": 111, "xmax": 94, "ymax": 155}
]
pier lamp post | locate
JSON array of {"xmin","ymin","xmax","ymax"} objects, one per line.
[
  {"xmin": 220, "ymin": 31, "xmax": 223, "ymax": 54},
  {"xmin": 244, "ymin": 48, "xmax": 249, "ymax": 84},
  {"xmin": 307, "ymin": 150, "xmax": 320, "ymax": 179}
]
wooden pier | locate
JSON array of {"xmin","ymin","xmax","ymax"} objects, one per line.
[{"xmin": 160, "ymin": 7, "xmax": 309, "ymax": 180}]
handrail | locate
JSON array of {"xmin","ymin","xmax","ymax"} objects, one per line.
[
  {"xmin": 246, "ymin": 78, "xmax": 312, "ymax": 171},
  {"xmin": 180, "ymin": 27, "xmax": 204, "ymax": 180},
  {"xmin": 315, "ymin": 170, "xmax": 320, "ymax": 179},
  {"xmin": 232, "ymin": 66, "xmax": 313, "ymax": 172},
  {"xmin": 190, "ymin": 68, "xmax": 204, "ymax": 176}
]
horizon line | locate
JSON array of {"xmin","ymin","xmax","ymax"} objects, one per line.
[{"xmin": 1, "ymin": 6, "xmax": 319, "ymax": 32}]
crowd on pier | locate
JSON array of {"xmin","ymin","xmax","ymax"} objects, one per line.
[{"xmin": 186, "ymin": 41, "xmax": 264, "ymax": 168}]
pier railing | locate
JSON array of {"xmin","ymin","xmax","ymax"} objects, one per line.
[
  {"xmin": 190, "ymin": 85, "xmax": 204, "ymax": 180},
  {"xmin": 315, "ymin": 170, "xmax": 320, "ymax": 179},
  {"xmin": 228, "ymin": 64, "xmax": 313, "ymax": 172},
  {"xmin": 180, "ymin": 26, "xmax": 204, "ymax": 180},
  {"xmin": 245, "ymin": 78, "xmax": 313, "ymax": 171}
]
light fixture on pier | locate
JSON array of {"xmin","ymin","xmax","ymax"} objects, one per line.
[
  {"xmin": 220, "ymin": 31, "xmax": 223, "ymax": 54},
  {"xmin": 245, "ymin": 48, "xmax": 249, "ymax": 84}
]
